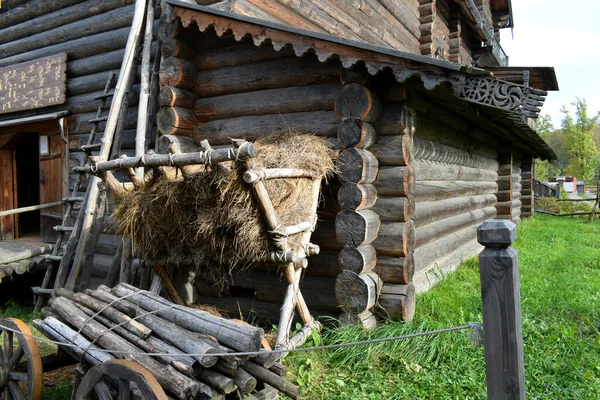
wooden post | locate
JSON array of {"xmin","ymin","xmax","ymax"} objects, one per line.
[{"xmin": 477, "ymin": 220, "xmax": 525, "ymax": 400}]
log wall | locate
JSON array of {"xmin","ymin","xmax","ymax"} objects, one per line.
[
  {"xmin": 160, "ymin": 28, "xmax": 344, "ymax": 321},
  {"xmin": 224, "ymin": 0, "xmax": 421, "ymax": 54},
  {"xmin": 521, "ymin": 157, "xmax": 534, "ymax": 218},
  {"xmin": 0, "ymin": 0, "xmax": 145, "ymax": 281},
  {"xmin": 403, "ymin": 90, "xmax": 498, "ymax": 292}
]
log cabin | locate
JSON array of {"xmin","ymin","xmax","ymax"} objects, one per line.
[{"xmin": 0, "ymin": 0, "xmax": 558, "ymax": 327}]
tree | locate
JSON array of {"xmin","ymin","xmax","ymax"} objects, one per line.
[
  {"xmin": 562, "ymin": 99, "xmax": 599, "ymax": 181},
  {"xmin": 535, "ymin": 114, "xmax": 563, "ymax": 180}
]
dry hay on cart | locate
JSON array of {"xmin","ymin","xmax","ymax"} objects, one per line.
[{"xmin": 112, "ymin": 134, "xmax": 335, "ymax": 287}]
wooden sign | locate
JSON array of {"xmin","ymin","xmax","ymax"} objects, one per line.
[{"xmin": 0, "ymin": 53, "xmax": 67, "ymax": 115}]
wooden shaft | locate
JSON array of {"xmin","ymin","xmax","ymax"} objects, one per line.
[
  {"xmin": 338, "ymin": 183, "xmax": 377, "ymax": 211},
  {"xmin": 159, "ymin": 86, "xmax": 197, "ymax": 109},
  {"xmin": 372, "ymin": 220, "xmax": 416, "ymax": 257},
  {"xmin": 372, "ymin": 194, "xmax": 415, "ymax": 222},
  {"xmin": 243, "ymin": 168, "xmax": 320, "ymax": 183},
  {"xmin": 378, "ymin": 283, "xmax": 416, "ymax": 321},
  {"xmin": 335, "ymin": 271, "xmax": 382, "ymax": 314},
  {"xmin": 373, "ymin": 166, "xmax": 415, "ymax": 196},
  {"xmin": 0, "ymin": 201, "xmax": 64, "ymax": 217},
  {"xmin": 242, "ymin": 362, "xmax": 299, "ymax": 400},
  {"xmin": 337, "ymin": 118, "xmax": 377, "ymax": 149},
  {"xmin": 336, "ymin": 148, "xmax": 379, "ymax": 184},
  {"xmin": 334, "ymin": 83, "xmax": 382, "ymax": 122},
  {"xmin": 369, "ymin": 134, "xmax": 413, "ymax": 166},
  {"xmin": 153, "ymin": 264, "xmax": 186, "ymax": 306},
  {"xmin": 78, "ymin": 143, "xmax": 257, "ymax": 173}
]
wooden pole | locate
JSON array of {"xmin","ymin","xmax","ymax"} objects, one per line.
[
  {"xmin": 477, "ymin": 220, "xmax": 525, "ymax": 399},
  {"xmin": 135, "ymin": 0, "xmax": 154, "ymax": 178},
  {"xmin": 0, "ymin": 201, "xmax": 64, "ymax": 217}
]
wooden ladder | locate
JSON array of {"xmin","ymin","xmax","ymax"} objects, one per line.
[{"xmin": 34, "ymin": 72, "xmax": 115, "ymax": 311}]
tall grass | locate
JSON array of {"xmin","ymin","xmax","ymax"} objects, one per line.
[{"xmin": 288, "ymin": 215, "xmax": 600, "ymax": 399}]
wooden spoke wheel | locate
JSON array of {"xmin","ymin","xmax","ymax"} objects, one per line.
[
  {"xmin": 76, "ymin": 360, "xmax": 168, "ymax": 400},
  {"xmin": 0, "ymin": 318, "xmax": 43, "ymax": 400}
]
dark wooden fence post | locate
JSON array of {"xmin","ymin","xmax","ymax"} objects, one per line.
[{"xmin": 477, "ymin": 219, "xmax": 525, "ymax": 399}]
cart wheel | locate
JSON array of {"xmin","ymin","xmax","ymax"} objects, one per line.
[
  {"xmin": 76, "ymin": 359, "xmax": 168, "ymax": 400},
  {"xmin": 0, "ymin": 318, "xmax": 43, "ymax": 400}
]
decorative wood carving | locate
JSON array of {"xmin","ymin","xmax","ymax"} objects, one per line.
[{"xmin": 0, "ymin": 53, "xmax": 67, "ymax": 114}]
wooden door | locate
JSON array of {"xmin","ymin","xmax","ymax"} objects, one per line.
[
  {"xmin": 39, "ymin": 128, "xmax": 68, "ymax": 243},
  {"xmin": 0, "ymin": 148, "xmax": 16, "ymax": 240}
]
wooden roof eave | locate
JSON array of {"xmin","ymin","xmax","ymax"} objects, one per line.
[{"xmin": 164, "ymin": 0, "xmax": 553, "ymax": 159}]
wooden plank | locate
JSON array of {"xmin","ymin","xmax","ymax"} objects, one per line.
[
  {"xmin": 0, "ymin": 149, "xmax": 15, "ymax": 240},
  {"xmin": 477, "ymin": 220, "xmax": 525, "ymax": 400}
]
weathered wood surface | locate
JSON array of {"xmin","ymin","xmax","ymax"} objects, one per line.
[
  {"xmin": 412, "ymin": 160, "xmax": 498, "ymax": 182},
  {"xmin": 157, "ymin": 106, "xmax": 199, "ymax": 135},
  {"xmin": 339, "ymin": 245, "xmax": 376, "ymax": 275},
  {"xmin": 195, "ymin": 40, "xmax": 296, "ymax": 70},
  {"xmin": 50, "ymin": 296, "xmax": 200, "ymax": 399},
  {"xmin": 335, "ymin": 210, "xmax": 381, "ymax": 248},
  {"xmin": 338, "ymin": 183, "xmax": 377, "ymax": 211},
  {"xmin": 372, "ymin": 220, "xmax": 416, "ymax": 257},
  {"xmin": 372, "ymin": 194, "xmax": 415, "ymax": 222},
  {"xmin": 415, "ymin": 206, "xmax": 496, "ymax": 247},
  {"xmin": 414, "ymin": 194, "xmax": 497, "ymax": 227},
  {"xmin": 112, "ymin": 284, "xmax": 264, "ymax": 352},
  {"xmin": 412, "ymin": 138, "xmax": 499, "ymax": 170},
  {"xmin": 335, "ymin": 83, "xmax": 382, "ymax": 122},
  {"xmin": 414, "ymin": 181, "xmax": 498, "ymax": 201},
  {"xmin": 195, "ymin": 57, "xmax": 339, "ymax": 98},
  {"xmin": 0, "ymin": 0, "xmax": 84, "ymax": 31},
  {"xmin": 194, "ymin": 83, "xmax": 339, "ymax": 121},
  {"xmin": 337, "ymin": 118, "xmax": 377, "ymax": 149},
  {"xmin": 414, "ymin": 224, "xmax": 479, "ymax": 274},
  {"xmin": 335, "ymin": 271, "xmax": 382, "ymax": 314},
  {"xmin": 369, "ymin": 134, "xmax": 413, "ymax": 166},
  {"xmin": 0, "ymin": 242, "xmax": 54, "ymax": 265},
  {"xmin": 336, "ymin": 148, "xmax": 380, "ymax": 184},
  {"xmin": 159, "ymin": 86, "xmax": 197, "ymax": 109},
  {"xmin": 376, "ymin": 253, "xmax": 414, "ymax": 284},
  {"xmin": 195, "ymin": 111, "xmax": 338, "ymax": 144},
  {"xmin": 477, "ymin": 220, "xmax": 525, "ymax": 400},
  {"xmin": 378, "ymin": 283, "xmax": 415, "ymax": 321},
  {"xmin": 373, "ymin": 166, "xmax": 415, "ymax": 196},
  {"xmin": 160, "ymin": 56, "xmax": 198, "ymax": 90}
]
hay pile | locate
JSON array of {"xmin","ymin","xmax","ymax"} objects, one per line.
[{"xmin": 113, "ymin": 134, "xmax": 335, "ymax": 287}]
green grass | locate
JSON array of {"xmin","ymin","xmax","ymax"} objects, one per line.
[
  {"xmin": 288, "ymin": 215, "xmax": 600, "ymax": 399},
  {"xmin": 2, "ymin": 215, "xmax": 600, "ymax": 399}
]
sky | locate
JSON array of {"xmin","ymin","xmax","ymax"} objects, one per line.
[{"xmin": 499, "ymin": 0, "xmax": 600, "ymax": 129}]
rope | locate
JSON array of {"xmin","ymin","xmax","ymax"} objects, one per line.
[{"xmin": 0, "ymin": 321, "xmax": 482, "ymax": 359}]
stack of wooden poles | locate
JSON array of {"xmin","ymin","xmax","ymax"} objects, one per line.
[{"xmin": 33, "ymin": 283, "xmax": 300, "ymax": 399}]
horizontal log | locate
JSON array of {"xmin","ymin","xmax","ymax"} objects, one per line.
[
  {"xmin": 67, "ymin": 107, "xmax": 138, "ymax": 135},
  {"xmin": 373, "ymin": 166, "xmax": 415, "ymax": 196},
  {"xmin": 496, "ymin": 200, "xmax": 522, "ymax": 215},
  {"xmin": 157, "ymin": 106, "xmax": 199, "ymax": 135},
  {"xmin": 415, "ymin": 206, "xmax": 496, "ymax": 248},
  {"xmin": 0, "ymin": 26, "xmax": 131, "ymax": 68},
  {"xmin": 338, "ymin": 183, "xmax": 377, "ymax": 211},
  {"xmin": 372, "ymin": 194, "xmax": 415, "ymax": 222},
  {"xmin": 369, "ymin": 134, "xmax": 413, "ymax": 166},
  {"xmin": 412, "ymin": 138, "xmax": 499, "ymax": 171},
  {"xmin": 160, "ymin": 56, "xmax": 198, "ymax": 91},
  {"xmin": 33, "ymin": 317, "xmax": 114, "ymax": 366},
  {"xmin": 161, "ymin": 37, "xmax": 196, "ymax": 60},
  {"xmin": 194, "ymin": 111, "xmax": 338, "ymax": 145},
  {"xmin": 338, "ymin": 311, "xmax": 377, "ymax": 330},
  {"xmin": 376, "ymin": 253, "xmax": 414, "ymax": 284},
  {"xmin": 378, "ymin": 283, "xmax": 415, "ymax": 321},
  {"xmin": 337, "ymin": 119, "xmax": 377, "ymax": 149},
  {"xmin": 195, "ymin": 40, "xmax": 296, "ymax": 70},
  {"xmin": 243, "ymin": 362, "xmax": 300, "ymax": 400},
  {"xmin": 372, "ymin": 102, "xmax": 415, "ymax": 136},
  {"xmin": 339, "ymin": 245, "xmax": 377, "ymax": 275},
  {"xmin": 414, "ymin": 223, "xmax": 478, "ymax": 274},
  {"xmin": 77, "ymin": 143, "xmax": 256, "ymax": 173},
  {"xmin": 414, "ymin": 194, "xmax": 497, "ymax": 227},
  {"xmin": 340, "ymin": 67, "xmax": 369, "ymax": 86},
  {"xmin": 310, "ymin": 219, "xmax": 343, "ymax": 251},
  {"xmin": 334, "ymin": 83, "xmax": 382, "ymax": 122},
  {"xmin": 0, "ymin": 0, "xmax": 83, "ymax": 31},
  {"xmin": 0, "ymin": 0, "xmax": 133, "ymax": 45},
  {"xmin": 67, "ymin": 48, "xmax": 125, "ymax": 77},
  {"xmin": 194, "ymin": 83, "xmax": 339, "ymax": 122},
  {"xmin": 159, "ymin": 86, "xmax": 197, "ymax": 109},
  {"xmin": 372, "ymin": 220, "xmax": 416, "ymax": 257},
  {"xmin": 336, "ymin": 148, "xmax": 379, "ymax": 184},
  {"xmin": 413, "ymin": 239, "xmax": 482, "ymax": 293},
  {"xmin": 0, "ymin": 5, "xmax": 135, "ymax": 58},
  {"xmin": 335, "ymin": 210, "xmax": 381, "ymax": 247},
  {"xmin": 335, "ymin": 271, "xmax": 382, "ymax": 314},
  {"xmin": 414, "ymin": 181, "xmax": 498, "ymax": 201},
  {"xmin": 412, "ymin": 160, "xmax": 498, "ymax": 182},
  {"xmin": 194, "ymin": 56, "xmax": 340, "ymax": 98},
  {"xmin": 112, "ymin": 284, "xmax": 264, "ymax": 352}
]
